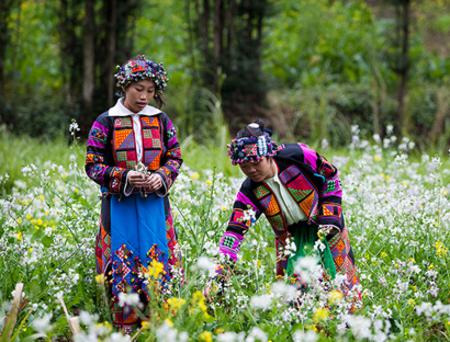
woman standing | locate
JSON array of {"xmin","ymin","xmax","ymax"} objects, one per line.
[{"xmin": 85, "ymin": 55, "xmax": 183, "ymax": 330}]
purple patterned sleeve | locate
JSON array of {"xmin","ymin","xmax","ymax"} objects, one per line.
[
  {"xmin": 155, "ymin": 114, "xmax": 183, "ymax": 195},
  {"xmin": 219, "ymin": 231, "xmax": 244, "ymax": 262},
  {"xmin": 218, "ymin": 186, "xmax": 262, "ymax": 262},
  {"xmin": 299, "ymin": 143, "xmax": 344, "ymax": 229},
  {"xmin": 85, "ymin": 114, "xmax": 129, "ymax": 193}
]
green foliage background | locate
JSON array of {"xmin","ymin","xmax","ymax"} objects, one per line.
[{"xmin": 0, "ymin": 0, "xmax": 449, "ymax": 147}]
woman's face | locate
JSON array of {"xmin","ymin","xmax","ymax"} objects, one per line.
[
  {"xmin": 123, "ymin": 79, "xmax": 156, "ymax": 113},
  {"xmin": 239, "ymin": 157, "xmax": 274, "ymax": 182}
]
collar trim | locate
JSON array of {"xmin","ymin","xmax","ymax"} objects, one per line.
[{"xmin": 108, "ymin": 98, "xmax": 162, "ymax": 117}]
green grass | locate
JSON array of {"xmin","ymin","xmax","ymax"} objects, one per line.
[
  {"xmin": 0, "ymin": 131, "xmax": 449, "ymax": 341},
  {"xmin": 2, "ymin": 129, "xmax": 447, "ymax": 195}
]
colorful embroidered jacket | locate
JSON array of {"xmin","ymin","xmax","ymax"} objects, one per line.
[
  {"xmin": 85, "ymin": 110, "xmax": 182, "ymax": 195},
  {"xmin": 219, "ymin": 143, "xmax": 350, "ymax": 275}
]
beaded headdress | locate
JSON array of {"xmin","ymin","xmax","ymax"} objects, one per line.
[
  {"xmin": 228, "ymin": 123, "xmax": 278, "ymax": 165},
  {"xmin": 114, "ymin": 55, "xmax": 168, "ymax": 92}
]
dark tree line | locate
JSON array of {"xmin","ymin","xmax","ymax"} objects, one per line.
[
  {"xmin": 0, "ymin": 0, "xmax": 17, "ymax": 111},
  {"xmin": 57, "ymin": 0, "xmax": 271, "ymax": 135},
  {"xmin": 0, "ymin": 0, "xmax": 447, "ymax": 146},
  {"xmin": 57, "ymin": 0, "xmax": 139, "ymax": 134},
  {"xmin": 187, "ymin": 0, "xmax": 269, "ymax": 133}
]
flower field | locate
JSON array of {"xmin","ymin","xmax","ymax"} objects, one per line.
[{"xmin": 0, "ymin": 133, "xmax": 449, "ymax": 341}]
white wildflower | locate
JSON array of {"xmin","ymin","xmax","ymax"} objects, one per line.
[
  {"xmin": 31, "ymin": 313, "xmax": 53, "ymax": 335},
  {"xmin": 271, "ymin": 281, "xmax": 297, "ymax": 303},
  {"xmin": 196, "ymin": 256, "xmax": 217, "ymax": 277},
  {"xmin": 347, "ymin": 315, "xmax": 372, "ymax": 340},
  {"xmin": 217, "ymin": 331, "xmax": 246, "ymax": 342},
  {"xmin": 250, "ymin": 294, "xmax": 272, "ymax": 310},
  {"xmin": 118, "ymin": 292, "xmax": 141, "ymax": 308},
  {"xmin": 105, "ymin": 333, "xmax": 132, "ymax": 342},
  {"xmin": 292, "ymin": 330, "xmax": 318, "ymax": 342},
  {"xmin": 294, "ymin": 256, "xmax": 321, "ymax": 284},
  {"xmin": 246, "ymin": 327, "xmax": 268, "ymax": 342}
]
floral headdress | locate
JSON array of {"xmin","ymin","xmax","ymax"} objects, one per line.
[
  {"xmin": 114, "ymin": 55, "xmax": 168, "ymax": 92},
  {"xmin": 227, "ymin": 123, "xmax": 278, "ymax": 165}
]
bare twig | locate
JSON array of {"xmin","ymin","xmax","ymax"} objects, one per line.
[{"xmin": 0, "ymin": 283, "xmax": 24, "ymax": 342}]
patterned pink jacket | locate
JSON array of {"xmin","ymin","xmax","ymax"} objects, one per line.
[{"xmin": 219, "ymin": 143, "xmax": 359, "ymax": 290}]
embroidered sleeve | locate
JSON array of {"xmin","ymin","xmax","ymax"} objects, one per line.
[
  {"xmin": 155, "ymin": 114, "xmax": 183, "ymax": 196},
  {"xmin": 218, "ymin": 187, "xmax": 262, "ymax": 262},
  {"xmin": 85, "ymin": 115, "xmax": 129, "ymax": 194},
  {"xmin": 299, "ymin": 143, "xmax": 344, "ymax": 230}
]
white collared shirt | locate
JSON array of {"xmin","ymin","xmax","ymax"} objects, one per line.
[
  {"xmin": 265, "ymin": 171, "xmax": 307, "ymax": 225},
  {"xmin": 108, "ymin": 98, "xmax": 161, "ymax": 162}
]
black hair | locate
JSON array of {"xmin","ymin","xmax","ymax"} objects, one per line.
[{"xmin": 236, "ymin": 119, "xmax": 272, "ymax": 138}]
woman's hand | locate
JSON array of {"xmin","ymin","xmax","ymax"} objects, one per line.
[
  {"xmin": 143, "ymin": 173, "xmax": 163, "ymax": 192},
  {"xmin": 127, "ymin": 171, "xmax": 147, "ymax": 187}
]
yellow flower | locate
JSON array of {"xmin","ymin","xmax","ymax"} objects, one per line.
[
  {"xmin": 199, "ymin": 331, "xmax": 213, "ymax": 342},
  {"xmin": 95, "ymin": 321, "xmax": 112, "ymax": 332},
  {"xmin": 147, "ymin": 260, "xmax": 165, "ymax": 279},
  {"xmin": 192, "ymin": 290, "xmax": 204, "ymax": 302},
  {"xmin": 25, "ymin": 213, "xmax": 32, "ymax": 221},
  {"xmin": 428, "ymin": 264, "xmax": 435, "ymax": 270},
  {"xmin": 407, "ymin": 299, "xmax": 416, "ymax": 307},
  {"xmin": 408, "ymin": 257, "xmax": 415, "ymax": 263},
  {"xmin": 190, "ymin": 172, "xmax": 200, "ymax": 181},
  {"xmin": 191, "ymin": 290, "xmax": 212, "ymax": 320},
  {"xmin": 313, "ymin": 307, "xmax": 329, "ymax": 322},
  {"xmin": 167, "ymin": 297, "xmax": 186, "ymax": 313},
  {"xmin": 16, "ymin": 231, "xmax": 23, "ymax": 241},
  {"xmin": 164, "ymin": 319, "xmax": 173, "ymax": 327},
  {"xmin": 373, "ymin": 155, "xmax": 382, "ymax": 162},
  {"xmin": 28, "ymin": 247, "xmax": 33, "ymax": 254},
  {"xmin": 435, "ymin": 241, "xmax": 448, "ymax": 257},
  {"xmin": 328, "ymin": 290, "xmax": 344, "ymax": 305},
  {"xmin": 30, "ymin": 219, "xmax": 39, "ymax": 228},
  {"xmin": 380, "ymin": 251, "xmax": 387, "ymax": 258},
  {"xmin": 214, "ymin": 328, "xmax": 224, "ymax": 334},
  {"xmin": 17, "ymin": 218, "xmax": 23, "ymax": 225},
  {"xmin": 141, "ymin": 321, "xmax": 150, "ymax": 330},
  {"xmin": 36, "ymin": 218, "xmax": 43, "ymax": 226},
  {"xmin": 305, "ymin": 324, "xmax": 318, "ymax": 332},
  {"xmin": 205, "ymin": 179, "xmax": 212, "ymax": 186},
  {"xmin": 19, "ymin": 199, "xmax": 31, "ymax": 206},
  {"xmin": 95, "ymin": 274, "xmax": 106, "ymax": 285},
  {"xmin": 38, "ymin": 194, "xmax": 45, "ymax": 202}
]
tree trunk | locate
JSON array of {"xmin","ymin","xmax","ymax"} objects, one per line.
[
  {"xmin": 83, "ymin": 0, "xmax": 95, "ymax": 116},
  {"xmin": 116, "ymin": 0, "xmax": 139, "ymax": 63},
  {"xmin": 213, "ymin": 0, "xmax": 223, "ymax": 93},
  {"xmin": 189, "ymin": 0, "xmax": 270, "ymax": 133},
  {"xmin": 429, "ymin": 87, "xmax": 449, "ymax": 145},
  {"xmin": 395, "ymin": 0, "xmax": 410, "ymax": 136},
  {"xmin": 58, "ymin": 0, "xmax": 83, "ymax": 112},
  {"xmin": 106, "ymin": 0, "xmax": 117, "ymax": 106},
  {"xmin": 222, "ymin": 0, "xmax": 268, "ymax": 132},
  {"xmin": 0, "ymin": 0, "xmax": 16, "ymax": 108},
  {"xmin": 91, "ymin": 0, "xmax": 138, "ymax": 124}
]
